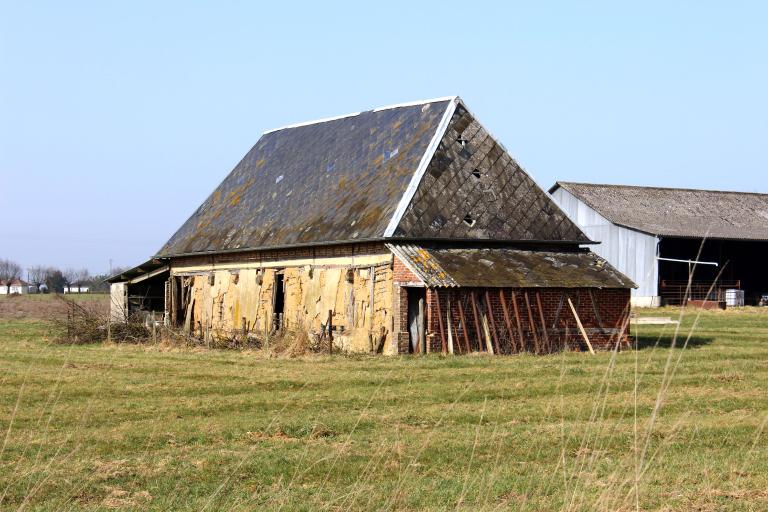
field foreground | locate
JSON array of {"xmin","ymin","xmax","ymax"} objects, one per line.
[{"xmin": 1, "ymin": 301, "xmax": 767, "ymax": 510}]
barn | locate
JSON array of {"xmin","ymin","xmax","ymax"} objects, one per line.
[
  {"xmin": 109, "ymin": 97, "xmax": 634, "ymax": 354},
  {"xmin": 550, "ymin": 182, "xmax": 768, "ymax": 306}
]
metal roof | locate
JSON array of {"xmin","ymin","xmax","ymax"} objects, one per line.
[
  {"xmin": 550, "ymin": 182, "xmax": 768, "ymax": 241},
  {"xmin": 388, "ymin": 244, "xmax": 635, "ymax": 288}
]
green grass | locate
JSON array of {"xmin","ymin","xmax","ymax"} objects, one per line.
[{"xmin": 1, "ymin": 308, "xmax": 767, "ymax": 510}]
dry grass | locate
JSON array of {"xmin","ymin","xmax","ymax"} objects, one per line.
[{"xmin": 0, "ymin": 300, "xmax": 767, "ymax": 510}]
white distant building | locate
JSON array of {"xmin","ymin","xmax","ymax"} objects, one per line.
[
  {"xmin": 63, "ymin": 284, "xmax": 89, "ymax": 294},
  {"xmin": 0, "ymin": 279, "xmax": 35, "ymax": 294}
]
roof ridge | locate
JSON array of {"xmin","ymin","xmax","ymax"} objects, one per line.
[
  {"xmin": 263, "ymin": 95, "xmax": 458, "ymax": 135},
  {"xmin": 554, "ymin": 181, "xmax": 768, "ymax": 197}
]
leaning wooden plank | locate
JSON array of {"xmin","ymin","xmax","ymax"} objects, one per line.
[
  {"xmin": 510, "ymin": 291, "xmax": 525, "ymax": 352},
  {"xmin": 523, "ymin": 292, "xmax": 540, "ymax": 353},
  {"xmin": 481, "ymin": 312, "xmax": 495, "ymax": 355},
  {"xmin": 435, "ymin": 290, "xmax": 447, "ymax": 354},
  {"xmin": 498, "ymin": 289, "xmax": 516, "ymax": 353},
  {"xmin": 446, "ymin": 297, "xmax": 454, "ymax": 355},
  {"xmin": 567, "ymin": 297, "xmax": 595, "ymax": 355},
  {"xmin": 469, "ymin": 291, "xmax": 485, "ymax": 352},
  {"xmin": 484, "ymin": 291, "xmax": 501, "ymax": 354},
  {"xmin": 457, "ymin": 298, "xmax": 471, "ymax": 353},
  {"xmin": 535, "ymin": 291, "xmax": 551, "ymax": 352}
]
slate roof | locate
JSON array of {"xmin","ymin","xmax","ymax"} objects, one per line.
[
  {"xmin": 551, "ymin": 182, "xmax": 768, "ymax": 241},
  {"xmin": 388, "ymin": 244, "xmax": 635, "ymax": 288},
  {"xmin": 158, "ymin": 97, "xmax": 589, "ymax": 257}
]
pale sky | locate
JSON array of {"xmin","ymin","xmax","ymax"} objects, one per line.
[{"xmin": 2, "ymin": 1, "xmax": 766, "ymax": 274}]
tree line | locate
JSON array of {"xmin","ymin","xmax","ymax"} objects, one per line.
[{"xmin": 0, "ymin": 258, "xmax": 126, "ymax": 293}]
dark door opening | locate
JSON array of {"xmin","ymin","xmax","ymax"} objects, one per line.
[
  {"xmin": 406, "ymin": 287, "xmax": 426, "ymax": 353},
  {"xmin": 273, "ymin": 272, "xmax": 285, "ymax": 331}
]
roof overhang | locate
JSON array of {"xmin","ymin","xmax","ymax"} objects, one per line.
[
  {"xmin": 387, "ymin": 244, "xmax": 636, "ymax": 289},
  {"xmin": 107, "ymin": 258, "xmax": 169, "ymax": 284}
]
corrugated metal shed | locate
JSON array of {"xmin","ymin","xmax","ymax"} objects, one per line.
[
  {"xmin": 388, "ymin": 244, "xmax": 635, "ymax": 288},
  {"xmin": 551, "ymin": 182, "xmax": 768, "ymax": 241}
]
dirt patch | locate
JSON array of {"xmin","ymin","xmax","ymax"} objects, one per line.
[{"xmin": 0, "ymin": 294, "xmax": 109, "ymax": 321}]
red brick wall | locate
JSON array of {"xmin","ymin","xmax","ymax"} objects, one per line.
[
  {"xmin": 392, "ymin": 256, "xmax": 421, "ymax": 284},
  {"xmin": 418, "ymin": 287, "xmax": 630, "ymax": 354}
]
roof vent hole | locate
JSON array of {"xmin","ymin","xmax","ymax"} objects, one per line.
[
  {"xmin": 457, "ymin": 137, "xmax": 469, "ymax": 147},
  {"xmin": 463, "ymin": 214, "xmax": 476, "ymax": 227}
]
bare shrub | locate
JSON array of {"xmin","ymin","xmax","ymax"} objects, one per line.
[{"xmin": 52, "ymin": 295, "xmax": 149, "ymax": 344}]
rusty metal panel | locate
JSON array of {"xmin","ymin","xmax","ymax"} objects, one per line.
[{"xmin": 388, "ymin": 244, "xmax": 635, "ymax": 289}]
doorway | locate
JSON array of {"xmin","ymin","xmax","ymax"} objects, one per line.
[
  {"xmin": 273, "ymin": 272, "xmax": 285, "ymax": 331},
  {"xmin": 406, "ymin": 287, "xmax": 426, "ymax": 353}
]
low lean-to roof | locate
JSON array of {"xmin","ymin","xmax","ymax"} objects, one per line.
[
  {"xmin": 388, "ymin": 244, "xmax": 635, "ymax": 288},
  {"xmin": 551, "ymin": 182, "xmax": 768, "ymax": 241},
  {"xmin": 158, "ymin": 97, "xmax": 589, "ymax": 257},
  {"xmin": 106, "ymin": 258, "xmax": 169, "ymax": 284}
]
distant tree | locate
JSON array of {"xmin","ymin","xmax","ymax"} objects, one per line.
[
  {"xmin": 44, "ymin": 269, "xmax": 67, "ymax": 293},
  {"xmin": 64, "ymin": 268, "xmax": 90, "ymax": 286},
  {"xmin": 27, "ymin": 265, "xmax": 48, "ymax": 287},
  {"xmin": 0, "ymin": 258, "xmax": 22, "ymax": 282}
]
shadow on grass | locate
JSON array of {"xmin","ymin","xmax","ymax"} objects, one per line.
[{"xmin": 634, "ymin": 333, "xmax": 714, "ymax": 350}]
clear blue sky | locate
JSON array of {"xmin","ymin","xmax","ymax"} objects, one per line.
[{"xmin": 2, "ymin": 1, "xmax": 766, "ymax": 274}]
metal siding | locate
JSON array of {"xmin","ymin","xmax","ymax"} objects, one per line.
[{"xmin": 551, "ymin": 188, "xmax": 658, "ymax": 298}]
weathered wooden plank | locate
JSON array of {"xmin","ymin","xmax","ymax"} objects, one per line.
[
  {"xmin": 469, "ymin": 291, "xmax": 484, "ymax": 351},
  {"xmin": 457, "ymin": 298, "xmax": 471, "ymax": 353},
  {"xmin": 523, "ymin": 291, "xmax": 540, "ymax": 353},
  {"xmin": 499, "ymin": 289, "xmax": 516, "ymax": 353},
  {"xmin": 567, "ymin": 297, "xmax": 594, "ymax": 354},
  {"xmin": 484, "ymin": 290, "xmax": 501, "ymax": 354},
  {"xmin": 435, "ymin": 290, "xmax": 447, "ymax": 354}
]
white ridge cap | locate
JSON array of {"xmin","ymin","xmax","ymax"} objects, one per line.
[{"xmin": 262, "ymin": 95, "xmax": 458, "ymax": 135}]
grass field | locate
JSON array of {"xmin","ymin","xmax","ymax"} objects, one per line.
[{"xmin": 1, "ymin": 295, "xmax": 767, "ymax": 510}]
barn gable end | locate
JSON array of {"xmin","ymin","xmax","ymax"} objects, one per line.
[{"xmin": 392, "ymin": 103, "xmax": 589, "ymax": 243}]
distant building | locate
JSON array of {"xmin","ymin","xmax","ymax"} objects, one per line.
[
  {"xmin": 63, "ymin": 284, "xmax": 89, "ymax": 294},
  {"xmin": 550, "ymin": 182, "xmax": 768, "ymax": 306},
  {"xmin": 0, "ymin": 279, "xmax": 36, "ymax": 294}
]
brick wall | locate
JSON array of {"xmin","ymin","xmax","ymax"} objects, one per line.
[
  {"xmin": 397, "ymin": 287, "xmax": 630, "ymax": 355},
  {"xmin": 392, "ymin": 255, "xmax": 421, "ymax": 284}
]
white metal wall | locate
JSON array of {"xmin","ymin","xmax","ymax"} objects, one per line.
[{"xmin": 551, "ymin": 188, "xmax": 659, "ymax": 300}]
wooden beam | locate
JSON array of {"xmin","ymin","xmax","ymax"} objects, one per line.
[
  {"xmin": 567, "ymin": 297, "xmax": 595, "ymax": 355},
  {"xmin": 481, "ymin": 312, "xmax": 494, "ymax": 355},
  {"xmin": 418, "ymin": 296, "xmax": 426, "ymax": 354},
  {"xmin": 457, "ymin": 298, "xmax": 471, "ymax": 353},
  {"xmin": 510, "ymin": 291, "xmax": 525, "ymax": 352},
  {"xmin": 523, "ymin": 291, "xmax": 540, "ymax": 353},
  {"xmin": 446, "ymin": 296, "xmax": 454, "ymax": 355},
  {"xmin": 535, "ymin": 291, "xmax": 551, "ymax": 353},
  {"xmin": 484, "ymin": 290, "xmax": 501, "ymax": 354},
  {"xmin": 469, "ymin": 291, "xmax": 484, "ymax": 352},
  {"xmin": 435, "ymin": 290, "xmax": 447, "ymax": 354},
  {"xmin": 499, "ymin": 289, "xmax": 516, "ymax": 353}
]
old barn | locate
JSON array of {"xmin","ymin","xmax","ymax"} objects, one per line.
[
  {"xmin": 109, "ymin": 97, "xmax": 634, "ymax": 354},
  {"xmin": 550, "ymin": 182, "xmax": 768, "ymax": 306}
]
